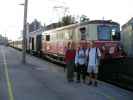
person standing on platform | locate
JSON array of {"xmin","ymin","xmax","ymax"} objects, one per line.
[
  {"xmin": 65, "ymin": 42, "xmax": 76, "ymax": 82},
  {"xmin": 75, "ymin": 43, "xmax": 86, "ymax": 83},
  {"xmin": 86, "ymin": 41, "xmax": 101, "ymax": 86}
]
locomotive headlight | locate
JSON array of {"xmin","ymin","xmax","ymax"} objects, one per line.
[{"xmin": 109, "ymin": 47, "xmax": 115, "ymax": 54}]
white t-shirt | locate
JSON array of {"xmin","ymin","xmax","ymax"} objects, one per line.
[
  {"xmin": 86, "ymin": 47, "xmax": 101, "ymax": 66},
  {"xmin": 75, "ymin": 48, "xmax": 86, "ymax": 65}
]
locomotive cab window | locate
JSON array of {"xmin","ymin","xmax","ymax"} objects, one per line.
[
  {"xmin": 111, "ymin": 29, "xmax": 120, "ymax": 40},
  {"xmin": 80, "ymin": 27, "xmax": 86, "ymax": 40},
  {"xmin": 98, "ymin": 25, "xmax": 111, "ymax": 40},
  {"xmin": 46, "ymin": 35, "xmax": 50, "ymax": 41}
]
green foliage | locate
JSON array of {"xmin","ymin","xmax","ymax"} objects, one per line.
[
  {"xmin": 45, "ymin": 15, "xmax": 76, "ymax": 30},
  {"xmin": 61, "ymin": 15, "xmax": 76, "ymax": 26}
]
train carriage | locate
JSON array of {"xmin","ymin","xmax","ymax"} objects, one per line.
[
  {"xmin": 41, "ymin": 20, "xmax": 125, "ymax": 62},
  {"xmin": 9, "ymin": 40, "xmax": 22, "ymax": 50},
  {"xmin": 27, "ymin": 29, "xmax": 43, "ymax": 55}
]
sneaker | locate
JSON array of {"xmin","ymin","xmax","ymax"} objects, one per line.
[
  {"xmin": 87, "ymin": 81, "xmax": 92, "ymax": 86},
  {"xmin": 94, "ymin": 81, "xmax": 98, "ymax": 87}
]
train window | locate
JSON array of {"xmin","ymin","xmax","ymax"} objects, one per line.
[
  {"xmin": 112, "ymin": 31, "xmax": 120, "ymax": 40},
  {"xmin": 46, "ymin": 35, "xmax": 50, "ymax": 41},
  {"xmin": 112, "ymin": 29, "xmax": 116, "ymax": 36},
  {"xmin": 61, "ymin": 32, "xmax": 63, "ymax": 40},
  {"xmin": 65, "ymin": 32, "xmax": 69, "ymax": 40},
  {"xmin": 58, "ymin": 32, "xmax": 63, "ymax": 40},
  {"xmin": 111, "ymin": 28, "xmax": 120, "ymax": 40},
  {"xmin": 98, "ymin": 25, "xmax": 111, "ymax": 40},
  {"xmin": 50, "ymin": 33, "xmax": 54, "ymax": 41},
  {"xmin": 53, "ymin": 33, "xmax": 57, "ymax": 41},
  {"xmin": 58, "ymin": 32, "xmax": 61, "ymax": 40},
  {"xmin": 42, "ymin": 35, "xmax": 45, "ymax": 40},
  {"xmin": 62, "ymin": 32, "xmax": 65, "ymax": 40},
  {"xmin": 69, "ymin": 31, "xmax": 73, "ymax": 39},
  {"xmin": 80, "ymin": 27, "xmax": 86, "ymax": 40}
]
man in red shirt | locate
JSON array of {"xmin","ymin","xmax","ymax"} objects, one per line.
[{"xmin": 65, "ymin": 42, "xmax": 76, "ymax": 82}]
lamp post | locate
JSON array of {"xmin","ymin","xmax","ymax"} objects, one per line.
[{"xmin": 22, "ymin": 0, "xmax": 28, "ymax": 64}]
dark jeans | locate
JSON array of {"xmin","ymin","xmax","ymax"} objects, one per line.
[
  {"xmin": 76, "ymin": 64, "xmax": 86, "ymax": 81},
  {"xmin": 66, "ymin": 60, "xmax": 75, "ymax": 81}
]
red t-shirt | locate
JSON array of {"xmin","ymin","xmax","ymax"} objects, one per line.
[{"xmin": 64, "ymin": 49, "xmax": 76, "ymax": 63}]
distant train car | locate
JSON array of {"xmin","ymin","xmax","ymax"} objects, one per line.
[
  {"xmin": 27, "ymin": 29, "xmax": 42, "ymax": 55},
  {"xmin": 41, "ymin": 20, "xmax": 125, "ymax": 62},
  {"xmin": 9, "ymin": 40, "xmax": 22, "ymax": 50}
]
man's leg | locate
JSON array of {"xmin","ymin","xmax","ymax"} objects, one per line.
[
  {"xmin": 93, "ymin": 66, "xmax": 98, "ymax": 86},
  {"xmin": 93, "ymin": 74, "xmax": 98, "ymax": 86},
  {"xmin": 87, "ymin": 66, "xmax": 93, "ymax": 85},
  {"xmin": 66, "ymin": 62, "xmax": 71, "ymax": 82},
  {"xmin": 76, "ymin": 65, "xmax": 81, "ymax": 83},
  {"xmin": 68, "ymin": 61, "xmax": 74, "ymax": 81},
  {"xmin": 82, "ymin": 65, "xmax": 86, "ymax": 83}
]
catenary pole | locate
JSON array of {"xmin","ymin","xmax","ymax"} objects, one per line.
[{"xmin": 22, "ymin": 0, "xmax": 28, "ymax": 63}]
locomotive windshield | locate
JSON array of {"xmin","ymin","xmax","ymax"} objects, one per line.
[
  {"xmin": 98, "ymin": 25, "xmax": 120, "ymax": 41},
  {"xmin": 98, "ymin": 25, "xmax": 111, "ymax": 40},
  {"xmin": 111, "ymin": 27, "xmax": 120, "ymax": 40}
]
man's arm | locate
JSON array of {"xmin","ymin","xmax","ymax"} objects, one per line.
[
  {"xmin": 75, "ymin": 50, "xmax": 78, "ymax": 65},
  {"xmin": 97, "ymin": 48, "xmax": 101, "ymax": 57}
]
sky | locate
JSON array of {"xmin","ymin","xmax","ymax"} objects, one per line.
[{"xmin": 0, "ymin": 0, "xmax": 133, "ymax": 40}]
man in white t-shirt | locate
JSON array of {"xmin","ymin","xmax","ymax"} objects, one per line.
[
  {"xmin": 86, "ymin": 41, "xmax": 101, "ymax": 86},
  {"xmin": 75, "ymin": 43, "xmax": 86, "ymax": 83}
]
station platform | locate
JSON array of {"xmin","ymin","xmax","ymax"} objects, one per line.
[{"xmin": 0, "ymin": 45, "xmax": 133, "ymax": 100}]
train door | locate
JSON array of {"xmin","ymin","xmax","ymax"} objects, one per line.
[
  {"xmin": 31, "ymin": 37, "xmax": 34, "ymax": 50},
  {"xmin": 29, "ymin": 37, "xmax": 32, "ymax": 51},
  {"xmin": 36, "ymin": 35, "xmax": 42, "ymax": 52}
]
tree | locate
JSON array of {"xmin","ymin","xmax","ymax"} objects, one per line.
[
  {"xmin": 29, "ymin": 19, "xmax": 42, "ymax": 32},
  {"xmin": 45, "ymin": 15, "xmax": 76, "ymax": 30},
  {"xmin": 61, "ymin": 15, "xmax": 76, "ymax": 26}
]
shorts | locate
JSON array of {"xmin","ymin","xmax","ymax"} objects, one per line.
[{"xmin": 87, "ymin": 65, "xmax": 98, "ymax": 74}]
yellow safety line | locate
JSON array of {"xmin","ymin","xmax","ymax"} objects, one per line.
[
  {"xmin": 0, "ymin": 46, "xmax": 116, "ymax": 100},
  {"xmin": 1, "ymin": 48, "xmax": 14, "ymax": 100}
]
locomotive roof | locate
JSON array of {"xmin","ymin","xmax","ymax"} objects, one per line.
[
  {"xmin": 87, "ymin": 20, "xmax": 119, "ymax": 25},
  {"xmin": 79, "ymin": 20, "xmax": 119, "ymax": 27},
  {"xmin": 43, "ymin": 20, "xmax": 119, "ymax": 34}
]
